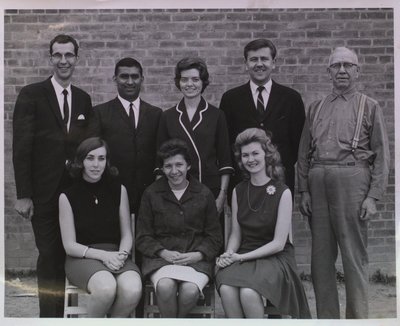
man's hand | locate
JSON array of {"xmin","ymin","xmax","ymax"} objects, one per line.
[
  {"xmin": 15, "ymin": 198, "xmax": 34, "ymax": 220},
  {"xmin": 360, "ymin": 197, "xmax": 377, "ymax": 221},
  {"xmin": 299, "ymin": 192, "xmax": 312, "ymax": 217}
]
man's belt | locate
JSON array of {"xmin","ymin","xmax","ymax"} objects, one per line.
[{"xmin": 310, "ymin": 160, "xmax": 369, "ymax": 167}]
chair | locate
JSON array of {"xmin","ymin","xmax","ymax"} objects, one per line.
[
  {"xmin": 64, "ymin": 214, "xmax": 136, "ymax": 318},
  {"xmin": 143, "ymin": 281, "xmax": 215, "ymax": 318}
]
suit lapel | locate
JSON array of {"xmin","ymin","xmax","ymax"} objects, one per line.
[
  {"xmin": 136, "ymin": 99, "xmax": 148, "ymax": 135},
  {"xmin": 243, "ymin": 82, "xmax": 259, "ymax": 120},
  {"xmin": 114, "ymin": 97, "xmax": 135, "ymax": 132},
  {"xmin": 262, "ymin": 80, "xmax": 279, "ymax": 121},
  {"xmin": 43, "ymin": 78, "xmax": 66, "ymax": 133}
]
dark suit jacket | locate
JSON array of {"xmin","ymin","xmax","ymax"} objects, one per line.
[
  {"xmin": 219, "ymin": 80, "xmax": 305, "ymax": 193},
  {"xmin": 13, "ymin": 77, "xmax": 93, "ymax": 204},
  {"xmin": 92, "ymin": 97, "xmax": 162, "ymax": 213}
]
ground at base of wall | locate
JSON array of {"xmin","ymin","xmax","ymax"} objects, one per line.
[{"xmin": 4, "ymin": 276, "xmax": 397, "ymax": 318}]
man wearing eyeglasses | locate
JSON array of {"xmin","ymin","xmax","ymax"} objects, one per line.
[
  {"xmin": 12, "ymin": 34, "xmax": 94, "ymax": 317},
  {"xmin": 297, "ymin": 47, "xmax": 390, "ymax": 319}
]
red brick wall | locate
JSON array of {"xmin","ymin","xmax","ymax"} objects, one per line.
[{"xmin": 4, "ymin": 8, "xmax": 395, "ymax": 274}]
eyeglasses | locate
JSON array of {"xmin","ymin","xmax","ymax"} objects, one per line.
[
  {"xmin": 51, "ymin": 52, "xmax": 76, "ymax": 62},
  {"xmin": 329, "ymin": 62, "xmax": 357, "ymax": 70}
]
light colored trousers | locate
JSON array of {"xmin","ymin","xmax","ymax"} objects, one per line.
[{"xmin": 309, "ymin": 163, "xmax": 370, "ymax": 319}]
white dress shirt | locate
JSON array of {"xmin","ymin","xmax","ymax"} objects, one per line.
[
  {"xmin": 51, "ymin": 76, "xmax": 72, "ymax": 130},
  {"xmin": 118, "ymin": 95, "xmax": 140, "ymax": 128},
  {"xmin": 250, "ymin": 79, "xmax": 272, "ymax": 111}
]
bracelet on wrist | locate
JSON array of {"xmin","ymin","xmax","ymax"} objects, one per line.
[{"xmin": 82, "ymin": 246, "xmax": 89, "ymax": 259}]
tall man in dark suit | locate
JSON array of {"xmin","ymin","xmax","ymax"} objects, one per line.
[
  {"xmin": 13, "ymin": 34, "xmax": 94, "ymax": 317},
  {"xmin": 92, "ymin": 57, "xmax": 162, "ymax": 215},
  {"xmin": 220, "ymin": 39, "xmax": 305, "ymax": 195}
]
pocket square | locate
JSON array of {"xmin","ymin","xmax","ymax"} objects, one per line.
[{"xmin": 77, "ymin": 114, "xmax": 86, "ymax": 120}]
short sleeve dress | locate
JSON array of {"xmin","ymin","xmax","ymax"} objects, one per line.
[
  {"xmin": 215, "ymin": 179, "xmax": 311, "ymax": 318},
  {"xmin": 63, "ymin": 175, "xmax": 141, "ymax": 292}
]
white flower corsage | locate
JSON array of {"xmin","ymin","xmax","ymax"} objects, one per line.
[{"xmin": 266, "ymin": 185, "xmax": 276, "ymax": 195}]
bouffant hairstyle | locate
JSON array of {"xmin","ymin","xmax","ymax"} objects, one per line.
[
  {"xmin": 174, "ymin": 57, "xmax": 210, "ymax": 93},
  {"xmin": 157, "ymin": 138, "xmax": 192, "ymax": 168},
  {"xmin": 234, "ymin": 128, "xmax": 284, "ymax": 182},
  {"xmin": 68, "ymin": 137, "xmax": 118, "ymax": 178}
]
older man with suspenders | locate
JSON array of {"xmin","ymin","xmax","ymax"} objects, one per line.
[{"xmin": 297, "ymin": 47, "xmax": 390, "ymax": 319}]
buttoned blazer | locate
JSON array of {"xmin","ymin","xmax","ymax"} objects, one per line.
[
  {"xmin": 219, "ymin": 80, "xmax": 305, "ymax": 192},
  {"xmin": 136, "ymin": 176, "xmax": 223, "ymax": 278},
  {"xmin": 13, "ymin": 77, "xmax": 93, "ymax": 204},
  {"xmin": 92, "ymin": 97, "xmax": 162, "ymax": 213},
  {"xmin": 157, "ymin": 98, "xmax": 233, "ymax": 194}
]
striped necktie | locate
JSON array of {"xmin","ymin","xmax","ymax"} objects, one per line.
[{"xmin": 257, "ymin": 86, "xmax": 265, "ymax": 115}]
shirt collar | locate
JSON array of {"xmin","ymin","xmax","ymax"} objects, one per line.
[
  {"xmin": 250, "ymin": 79, "xmax": 272, "ymax": 96},
  {"xmin": 51, "ymin": 76, "xmax": 71, "ymax": 95},
  {"xmin": 330, "ymin": 86, "xmax": 357, "ymax": 102},
  {"xmin": 118, "ymin": 95, "xmax": 140, "ymax": 110}
]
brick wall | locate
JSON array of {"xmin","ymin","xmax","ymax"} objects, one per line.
[{"xmin": 4, "ymin": 8, "xmax": 395, "ymax": 275}]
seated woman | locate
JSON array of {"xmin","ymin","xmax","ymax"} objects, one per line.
[
  {"xmin": 215, "ymin": 128, "xmax": 311, "ymax": 319},
  {"xmin": 136, "ymin": 138, "xmax": 222, "ymax": 318},
  {"xmin": 59, "ymin": 137, "xmax": 142, "ymax": 317}
]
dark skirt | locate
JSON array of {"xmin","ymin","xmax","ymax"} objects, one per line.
[
  {"xmin": 65, "ymin": 243, "xmax": 141, "ymax": 292},
  {"xmin": 215, "ymin": 245, "xmax": 311, "ymax": 319}
]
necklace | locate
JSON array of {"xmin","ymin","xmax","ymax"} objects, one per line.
[
  {"xmin": 247, "ymin": 181, "xmax": 267, "ymax": 212},
  {"xmin": 93, "ymin": 195, "xmax": 98, "ymax": 205}
]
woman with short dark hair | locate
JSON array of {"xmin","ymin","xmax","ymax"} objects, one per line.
[
  {"xmin": 157, "ymin": 57, "xmax": 233, "ymax": 215},
  {"xmin": 136, "ymin": 138, "xmax": 222, "ymax": 318}
]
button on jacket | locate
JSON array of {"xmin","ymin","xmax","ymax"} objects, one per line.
[{"xmin": 136, "ymin": 176, "xmax": 223, "ymax": 278}]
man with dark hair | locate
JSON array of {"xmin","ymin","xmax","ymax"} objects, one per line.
[
  {"xmin": 92, "ymin": 57, "xmax": 162, "ymax": 215},
  {"xmin": 13, "ymin": 34, "xmax": 94, "ymax": 317},
  {"xmin": 297, "ymin": 47, "xmax": 390, "ymax": 319},
  {"xmin": 220, "ymin": 38, "xmax": 305, "ymax": 196}
]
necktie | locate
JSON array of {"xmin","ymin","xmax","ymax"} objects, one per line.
[
  {"xmin": 129, "ymin": 103, "xmax": 136, "ymax": 130},
  {"xmin": 62, "ymin": 89, "xmax": 69, "ymax": 126},
  {"xmin": 257, "ymin": 86, "xmax": 265, "ymax": 115}
]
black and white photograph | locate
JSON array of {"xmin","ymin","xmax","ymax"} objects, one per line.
[{"xmin": 1, "ymin": 0, "xmax": 398, "ymax": 325}]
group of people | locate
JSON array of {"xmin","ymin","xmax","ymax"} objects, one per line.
[{"xmin": 12, "ymin": 34, "xmax": 389, "ymax": 319}]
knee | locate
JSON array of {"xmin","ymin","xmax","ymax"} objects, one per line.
[
  {"xmin": 156, "ymin": 278, "xmax": 177, "ymax": 300},
  {"xmin": 88, "ymin": 275, "xmax": 117, "ymax": 302},
  {"xmin": 179, "ymin": 283, "xmax": 199, "ymax": 302},
  {"xmin": 118, "ymin": 273, "xmax": 142, "ymax": 302},
  {"xmin": 239, "ymin": 287, "xmax": 259, "ymax": 301},
  {"xmin": 219, "ymin": 284, "xmax": 232, "ymax": 298}
]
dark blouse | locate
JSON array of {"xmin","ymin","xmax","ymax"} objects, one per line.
[
  {"xmin": 236, "ymin": 179, "xmax": 290, "ymax": 253},
  {"xmin": 63, "ymin": 175, "xmax": 121, "ymax": 245}
]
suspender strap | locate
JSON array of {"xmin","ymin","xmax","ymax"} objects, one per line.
[
  {"xmin": 351, "ymin": 94, "xmax": 367, "ymax": 152},
  {"xmin": 312, "ymin": 96, "xmax": 328, "ymax": 126}
]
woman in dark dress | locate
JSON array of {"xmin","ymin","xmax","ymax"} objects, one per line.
[
  {"xmin": 136, "ymin": 139, "xmax": 222, "ymax": 317},
  {"xmin": 59, "ymin": 137, "xmax": 142, "ymax": 317},
  {"xmin": 157, "ymin": 57, "xmax": 233, "ymax": 214},
  {"xmin": 215, "ymin": 128, "xmax": 310, "ymax": 318}
]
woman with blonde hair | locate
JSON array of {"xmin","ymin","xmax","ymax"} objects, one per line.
[{"xmin": 215, "ymin": 128, "xmax": 310, "ymax": 318}]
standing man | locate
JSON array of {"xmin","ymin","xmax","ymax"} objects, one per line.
[
  {"xmin": 220, "ymin": 39, "xmax": 305, "ymax": 195},
  {"xmin": 92, "ymin": 57, "xmax": 162, "ymax": 215},
  {"xmin": 297, "ymin": 47, "xmax": 390, "ymax": 319},
  {"xmin": 13, "ymin": 34, "xmax": 94, "ymax": 317}
]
